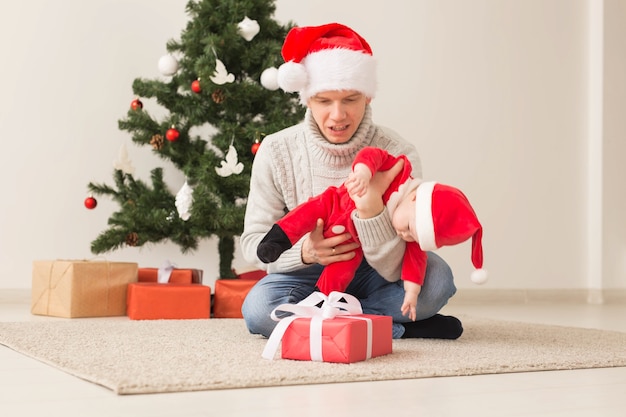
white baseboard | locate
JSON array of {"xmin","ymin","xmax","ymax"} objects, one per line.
[
  {"xmin": 0, "ymin": 289, "xmax": 31, "ymax": 303},
  {"xmin": 450, "ymin": 288, "xmax": 626, "ymax": 305}
]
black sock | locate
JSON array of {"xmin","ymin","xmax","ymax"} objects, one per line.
[
  {"xmin": 257, "ymin": 224, "xmax": 292, "ymax": 263},
  {"xmin": 401, "ymin": 314, "xmax": 463, "ymax": 339}
]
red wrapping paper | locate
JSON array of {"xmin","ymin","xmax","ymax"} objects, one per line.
[
  {"xmin": 126, "ymin": 282, "xmax": 211, "ymax": 320},
  {"xmin": 237, "ymin": 270, "xmax": 267, "ymax": 280},
  {"xmin": 212, "ymin": 278, "xmax": 259, "ymax": 318},
  {"xmin": 281, "ymin": 314, "xmax": 392, "ymax": 363},
  {"xmin": 137, "ymin": 268, "xmax": 203, "ymax": 284}
]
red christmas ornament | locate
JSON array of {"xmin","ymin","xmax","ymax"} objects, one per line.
[
  {"xmin": 252, "ymin": 132, "xmax": 264, "ymax": 155},
  {"xmin": 84, "ymin": 196, "xmax": 97, "ymax": 209},
  {"xmin": 130, "ymin": 98, "xmax": 143, "ymax": 111},
  {"xmin": 191, "ymin": 79, "xmax": 202, "ymax": 93},
  {"xmin": 251, "ymin": 140, "xmax": 261, "ymax": 155},
  {"xmin": 166, "ymin": 126, "xmax": 180, "ymax": 142}
]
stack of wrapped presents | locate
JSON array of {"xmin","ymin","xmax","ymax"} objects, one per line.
[
  {"xmin": 30, "ymin": 260, "xmax": 393, "ymax": 363},
  {"xmin": 127, "ymin": 266, "xmax": 210, "ymax": 320},
  {"xmin": 30, "ymin": 259, "xmax": 263, "ymax": 320}
]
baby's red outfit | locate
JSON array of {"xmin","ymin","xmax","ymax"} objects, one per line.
[{"xmin": 257, "ymin": 146, "xmax": 424, "ymax": 294}]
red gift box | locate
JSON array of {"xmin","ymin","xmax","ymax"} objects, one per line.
[
  {"xmin": 212, "ymin": 273, "xmax": 264, "ymax": 318},
  {"xmin": 126, "ymin": 282, "xmax": 211, "ymax": 320},
  {"xmin": 237, "ymin": 269, "xmax": 266, "ymax": 280},
  {"xmin": 137, "ymin": 267, "xmax": 203, "ymax": 284},
  {"xmin": 280, "ymin": 314, "xmax": 392, "ymax": 363}
]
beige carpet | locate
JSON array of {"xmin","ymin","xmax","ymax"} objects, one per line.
[{"xmin": 1, "ymin": 316, "xmax": 625, "ymax": 395}]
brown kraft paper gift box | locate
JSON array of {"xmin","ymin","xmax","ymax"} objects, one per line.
[{"xmin": 31, "ymin": 260, "xmax": 138, "ymax": 318}]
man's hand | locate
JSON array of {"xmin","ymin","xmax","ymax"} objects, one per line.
[
  {"xmin": 353, "ymin": 158, "xmax": 404, "ymax": 219},
  {"xmin": 301, "ymin": 218, "xmax": 360, "ymax": 265}
]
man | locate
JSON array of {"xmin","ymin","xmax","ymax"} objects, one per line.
[{"xmin": 240, "ymin": 23, "xmax": 462, "ymax": 340}]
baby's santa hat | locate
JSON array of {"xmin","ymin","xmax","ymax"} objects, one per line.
[
  {"xmin": 415, "ymin": 182, "xmax": 487, "ymax": 284},
  {"xmin": 277, "ymin": 23, "xmax": 377, "ymax": 104}
]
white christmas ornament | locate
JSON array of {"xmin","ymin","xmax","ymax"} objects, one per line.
[
  {"xmin": 113, "ymin": 144, "xmax": 135, "ymax": 175},
  {"xmin": 215, "ymin": 145, "xmax": 244, "ymax": 177},
  {"xmin": 260, "ymin": 67, "xmax": 279, "ymax": 90},
  {"xmin": 237, "ymin": 16, "xmax": 260, "ymax": 41},
  {"xmin": 210, "ymin": 58, "xmax": 235, "ymax": 85},
  {"xmin": 158, "ymin": 54, "xmax": 179, "ymax": 76},
  {"xmin": 175, "ymin": 181, "xmax": 194, "ymax": 221}
]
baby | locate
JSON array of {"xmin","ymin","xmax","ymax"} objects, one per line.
[{"xmin": 257, "ymin": 146, "xmax": 486, "ymax": 321}]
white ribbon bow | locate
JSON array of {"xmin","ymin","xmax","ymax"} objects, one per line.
[
  {"xmin": 261, "ymin": 291, "xmax": 373, "ymax": 362},
  {"xmin": 157, "ymin": 260, "xmax": 176, "ymax": 284}
]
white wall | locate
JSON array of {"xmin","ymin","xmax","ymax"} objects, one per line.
[
  {"xmin": 602, "ymin": 0, "xmax": 626, "ymax": 289},
  {"xmin": 0, "ymin": 0, "xmax": 624, "ymax": 292}
]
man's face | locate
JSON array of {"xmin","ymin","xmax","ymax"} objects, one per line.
[
  {"xmin": 392, "ymin": 190, "xmax": 418, "ymax": 242},
  {"xmin": 307, "ymin": 90, "xmax": 371, "ymax": 144}
]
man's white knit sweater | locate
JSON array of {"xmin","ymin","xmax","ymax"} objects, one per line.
[{"xmin": 240, "ymin": 105, "xmax": 422, "ymax": 281}]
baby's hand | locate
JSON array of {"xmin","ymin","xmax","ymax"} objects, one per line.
[
  {"xmin": 345, "ymin": 163, "xmax": 372, "ymax": 198},
  {"xmin": 401, "ymin": 281, "xmax": 422, "ymax": 321}
]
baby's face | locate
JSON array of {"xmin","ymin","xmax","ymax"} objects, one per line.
[{"xmin": 391, "ymin": 190, "xmax": 417, "ymax": 242}]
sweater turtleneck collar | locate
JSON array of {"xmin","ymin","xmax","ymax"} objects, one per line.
[{"xmin": 304, "ymin": 105, "xmax": 375, "ymax": 167}]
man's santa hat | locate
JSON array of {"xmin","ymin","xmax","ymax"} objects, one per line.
[
  {"xmin": 277, "ymin": 23, "xmax": 377, "ymax": 104},
  {"xmin": 415, "ymin": 182, "xmax": 488, "ymax": 284}
]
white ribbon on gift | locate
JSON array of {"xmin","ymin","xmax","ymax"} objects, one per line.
[
  {"xmin": 261, "ymin": 291, "xmax": 374, "ymax": 362},
  {"xmin": 157, "ymin": 260, "xmax": 177, "ymax": 284}
]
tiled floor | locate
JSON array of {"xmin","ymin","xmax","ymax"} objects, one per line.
[{"xmin": 1, "ymin": 289, "xmax": 625, "ymax": 417}]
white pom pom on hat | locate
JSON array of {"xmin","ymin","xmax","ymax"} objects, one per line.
[
  {"xmin": 277, "ymin": 61, "xmax": 307, "ymax": 92},
  {"xmin": 277, "ymin": 23, "xmax": 377, "ymax": 104},
  {"xmin": 415, "ymin": 181, "xmax": 488, "ymax": 285},
  {"xmin": 471, "ymin": 268, "xmax": 488, "ymax": 284}
]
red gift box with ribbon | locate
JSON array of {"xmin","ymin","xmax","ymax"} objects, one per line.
[
  {"xmin": 137, "ymin": 268, "xmax": 203, "ymax": 284},
  {"xmin": 262, "ymin": 292, "xmax": 392, "ymax": 364},
  {"xmin": 281, "ymin": 314, "xmax": 391, "ymax": 363},
  {"xmin": 126, "ymin": 261, "xmax": 210, "ymax": 320}
]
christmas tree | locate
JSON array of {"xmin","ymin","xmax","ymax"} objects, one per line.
[{"xmin": 86, "ymin": 0, "xmax": 305, "ymax": 278}]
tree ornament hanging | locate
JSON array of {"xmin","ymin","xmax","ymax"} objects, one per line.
[
  {"xmin": 215, "ymin": 145, "xmax": 244, "ymax": 177},
  {"xmin": 252, "ymin": 132, "xmax": 264, "ymax": 155},
  {"xmin": 113, "ymin": 144, "xmax": 135, "ymax": 175},
  {"xmin": 260, "ymin": 67, "xmax": 279, "ymax": 90},
  {"xmin": 130, "ymin": 98, "xmax": 143, "ymax": 110},
  {"xmin": 175, "ymin": 180, "xmax": 194, "ymax": 221},
  {"xmin": 191, "ymin": 79, "xmax": 202, "ymax": 93},
  {"xmin": 84, "ymin": 195, "xmax": 97, "ymax": 209},
  {"xmin": 210, "ymin": 55, "xmax": 235, "ymax": 85},
  {"xmin": 150, "ymin": 134, "xmax": 164, "ymax": 150},
  {"xmin": 158, "ymin": 54, "xmax": 179, "ymax": 76},
  {"xmin": 125, "ymin": 232, "xmax": 139, "ymax": 247},
  {"xmin": 237, "ymin": 16, "xmax": 260, "ymax": 41},
  {"xmin": 211, "ymin": 89, "xmax": 225, "ymax": 103},
  {"xmin": 165, "ymin": 126, "xmax": 180, "ymax": 142}
]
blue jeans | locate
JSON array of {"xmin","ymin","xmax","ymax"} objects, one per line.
[{"xmin": 241, "ymin": 252, "xmax": 457, "ymax": 339}]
